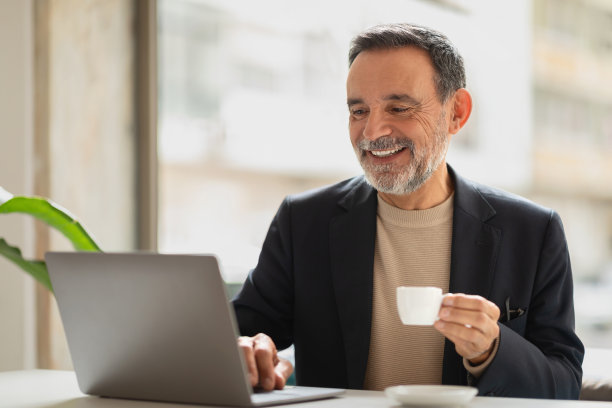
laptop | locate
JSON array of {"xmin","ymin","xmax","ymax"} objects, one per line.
[{"xmin": 45, "ymin": 252, "xmax": 344, "ymax": 407}]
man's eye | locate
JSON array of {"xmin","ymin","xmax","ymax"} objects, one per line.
[
  {"xmin": 391, "ymin": 107, "xmax": 411, "ymax": 113},
  {"xmin": 351, "ymin": 109, "xmax": 367, "ymax": 116}
]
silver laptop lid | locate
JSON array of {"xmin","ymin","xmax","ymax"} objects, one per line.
[{"xmin": 46, "ymin": 252, "xmax": 254, "ymax": 406}]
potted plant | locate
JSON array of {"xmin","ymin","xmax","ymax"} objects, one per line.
[{"xmin": 0, "ymin": 186, "xmax": 101, "ymax": 292}]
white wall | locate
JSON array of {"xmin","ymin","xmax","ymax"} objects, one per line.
[{"xmin": 0, "ymin": 0, "xmax": 36, "ymax": 371}]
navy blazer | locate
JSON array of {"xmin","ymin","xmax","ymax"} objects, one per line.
[{"xmin": 233, "ymin": 166, "xmax": 584, "ymax": 398}]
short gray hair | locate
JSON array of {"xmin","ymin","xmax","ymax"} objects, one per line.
[{"xmin": 348, "ymin": 23, "xmax": 466, "ymax": 102}]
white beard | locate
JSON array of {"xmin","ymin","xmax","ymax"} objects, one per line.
[{"xmin": 355, "ymin": 113, "xmax": 449, "ymax": 195}]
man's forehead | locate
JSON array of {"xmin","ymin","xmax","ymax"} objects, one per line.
[{"xmin": 346, "ymin": 47, "xmax": 436, "ymax": 101}]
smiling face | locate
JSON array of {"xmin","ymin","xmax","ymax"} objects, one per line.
[{"xmin": 347, "ymin": 47, "xmax": 452, "ymax": 196}]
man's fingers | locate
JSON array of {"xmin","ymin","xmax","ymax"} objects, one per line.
[
  {"xmin": 274, "ymin": 357, "xmax": 294, "ymax": 389},
  {"xmin": 238, "ymin": 336, "xmax": 258, "ymax": 387},
  {"xmin": 238, "ymin": 334, "xmax": 288, "ymax": 391},
  {"xmin": 435, "ymin": 294, "xmax": 501, "ymax": 362},
  {"xmin": 442, "ymin": 294, "xmax": 500, "ymax": 321},
  {"xmin": 253, "ymin": 334, "xmax": 277, "ymax": 391},
  {"xmin": 438, "ymin": 307, "xmax": 497, "ymax": 338},
  {"xmin": 435, "ymin": 320, "xmax": 492, "ymax": 352},
  {"xmin": 435, "ymin": 321, "xmax": 494, "ymax": 360}
]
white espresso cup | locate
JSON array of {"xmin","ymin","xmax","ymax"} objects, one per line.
[{"xmin": 396, "ymin": 286, "xmax": 445, "ymax": 325}]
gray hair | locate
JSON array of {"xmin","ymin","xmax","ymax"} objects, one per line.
[{"xmin": 348, "ymin": 23, "xmax": 466, "ymax": 102}]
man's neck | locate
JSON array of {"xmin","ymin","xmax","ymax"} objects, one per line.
[{"xmin": 378, "ymin": 163, "xmax": 454, "ymax": 210}]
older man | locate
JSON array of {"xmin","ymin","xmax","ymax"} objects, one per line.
[{"xmin": 233, "ymin": 23, "xmax": 583, "ymax": 399}]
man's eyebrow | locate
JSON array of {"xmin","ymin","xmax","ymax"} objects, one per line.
[
  {"xmin": 383, "ymin": 94, "xmax": 420, "ymax": 105},
  {"xmin": 346, "ymin": 94, "xmax": 420, "ymax": 107},
  {"xmin": 347, "ymin": 98, "xmax": 363, "ymax": 107}
]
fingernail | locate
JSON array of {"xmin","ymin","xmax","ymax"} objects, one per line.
[{"xmin": 263, "ymin": 377, "xmax": 274, "ymax": 389}]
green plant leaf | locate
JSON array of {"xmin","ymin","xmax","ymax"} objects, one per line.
[
  {"xmin": 0, "ymin": 189, "xmax": 100, "ymax": 251},
  {"xmin": 0, "ymin": 238, "xmax": 52, "ymax": 292}
]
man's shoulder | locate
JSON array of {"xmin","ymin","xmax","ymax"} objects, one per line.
[
  {"xmin": 286, "ymin": 175, "xmax": 373, "ymax": 208},
  {"xmin": 481, "ymin": 183, "xmax": 548, "ymax": 211},
  {"xmin": 459, "ymin": 175, "xmax": 554, "ymax": 222}
]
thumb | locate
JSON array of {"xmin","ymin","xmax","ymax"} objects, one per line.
[{"xmin": 274, "ymin": 357, "xmax": 294, "ymax": 389}]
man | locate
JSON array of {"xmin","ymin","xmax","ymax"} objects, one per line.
[{"xmin": 233, "ymin": 23, "xmax": 584, "ymax": 398}]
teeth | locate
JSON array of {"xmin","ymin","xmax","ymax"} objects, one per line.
[{"xmin": 370, "ymin": 147, "xmax": 403, "ymax": 157}]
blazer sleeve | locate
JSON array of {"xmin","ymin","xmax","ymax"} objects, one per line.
[
  {"xmin": 232, "ymin": 198, "xmax": 295, "ymax": 350},
  {"xmin": 474, "ymin": 211, "xmax": 584, "ymax": 399}
]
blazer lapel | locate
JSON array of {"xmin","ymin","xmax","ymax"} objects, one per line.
[
  {"xmin": 442, "ymin": 167, "xmax": 502, "ymax": 385},
  {"xmin": 329, "ymin": 178, "xmax": 377, "ymax": 389}
]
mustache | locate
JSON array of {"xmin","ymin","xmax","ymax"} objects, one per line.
[{"xmin": 357, "ymin": 136, "xmax": 415, "ymax": 153}]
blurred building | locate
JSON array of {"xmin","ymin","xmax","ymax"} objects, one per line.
[{"xmin": 530, "ymin": 0, "xmax": 612, "ymax": 346}]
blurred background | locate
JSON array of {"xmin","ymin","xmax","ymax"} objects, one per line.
[{"xmin": 0, "ymin": 0, "xmax": 610, "ymax": 371}]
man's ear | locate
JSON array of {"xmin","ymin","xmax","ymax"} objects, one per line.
[{"xmin": 448, "ymin": 88, "xmax": 472, "ymax": 135}]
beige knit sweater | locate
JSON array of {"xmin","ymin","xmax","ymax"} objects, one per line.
[{"xmin": 363, "ymin": 193, "xmax": 453, "ymax": 390}]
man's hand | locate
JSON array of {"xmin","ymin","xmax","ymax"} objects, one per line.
[
  {"xmin": 433, "ymin": 294, "xmax": 500, "ymax": 365},
  {"xmin": 238, "ymin": 333, "xmax": 294, "ymax": 391}
]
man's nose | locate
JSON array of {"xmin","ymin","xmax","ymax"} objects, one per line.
[{"xmin": 362, "ymin": 110, "xmax": 392, "ymax": 140}]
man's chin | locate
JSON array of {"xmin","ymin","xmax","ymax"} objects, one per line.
[
  {"xmin": 364, "ymin": 173, "xmax": 407, "ymax": 195},
  {"xmin": 363, "ymin": 170, "xmax": 429, "ymax": 196}
]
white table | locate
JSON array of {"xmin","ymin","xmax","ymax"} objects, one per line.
[{"xmin": 1, "ymin": 370, "xmax": 611, "ymax": 408}]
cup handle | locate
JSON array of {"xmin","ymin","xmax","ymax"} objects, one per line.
[
  {"xmin": 434, "ymin": 293, "xmax": 449, "ymax": 321},
  {"xmin": 439, "ymin": 292, "xmax": 452, "ymax": 308}
]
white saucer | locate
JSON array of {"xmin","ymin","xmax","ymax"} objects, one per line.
[{"xmin": 385, "ymin": 385, "xmax": 478, "ymax": 406}]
